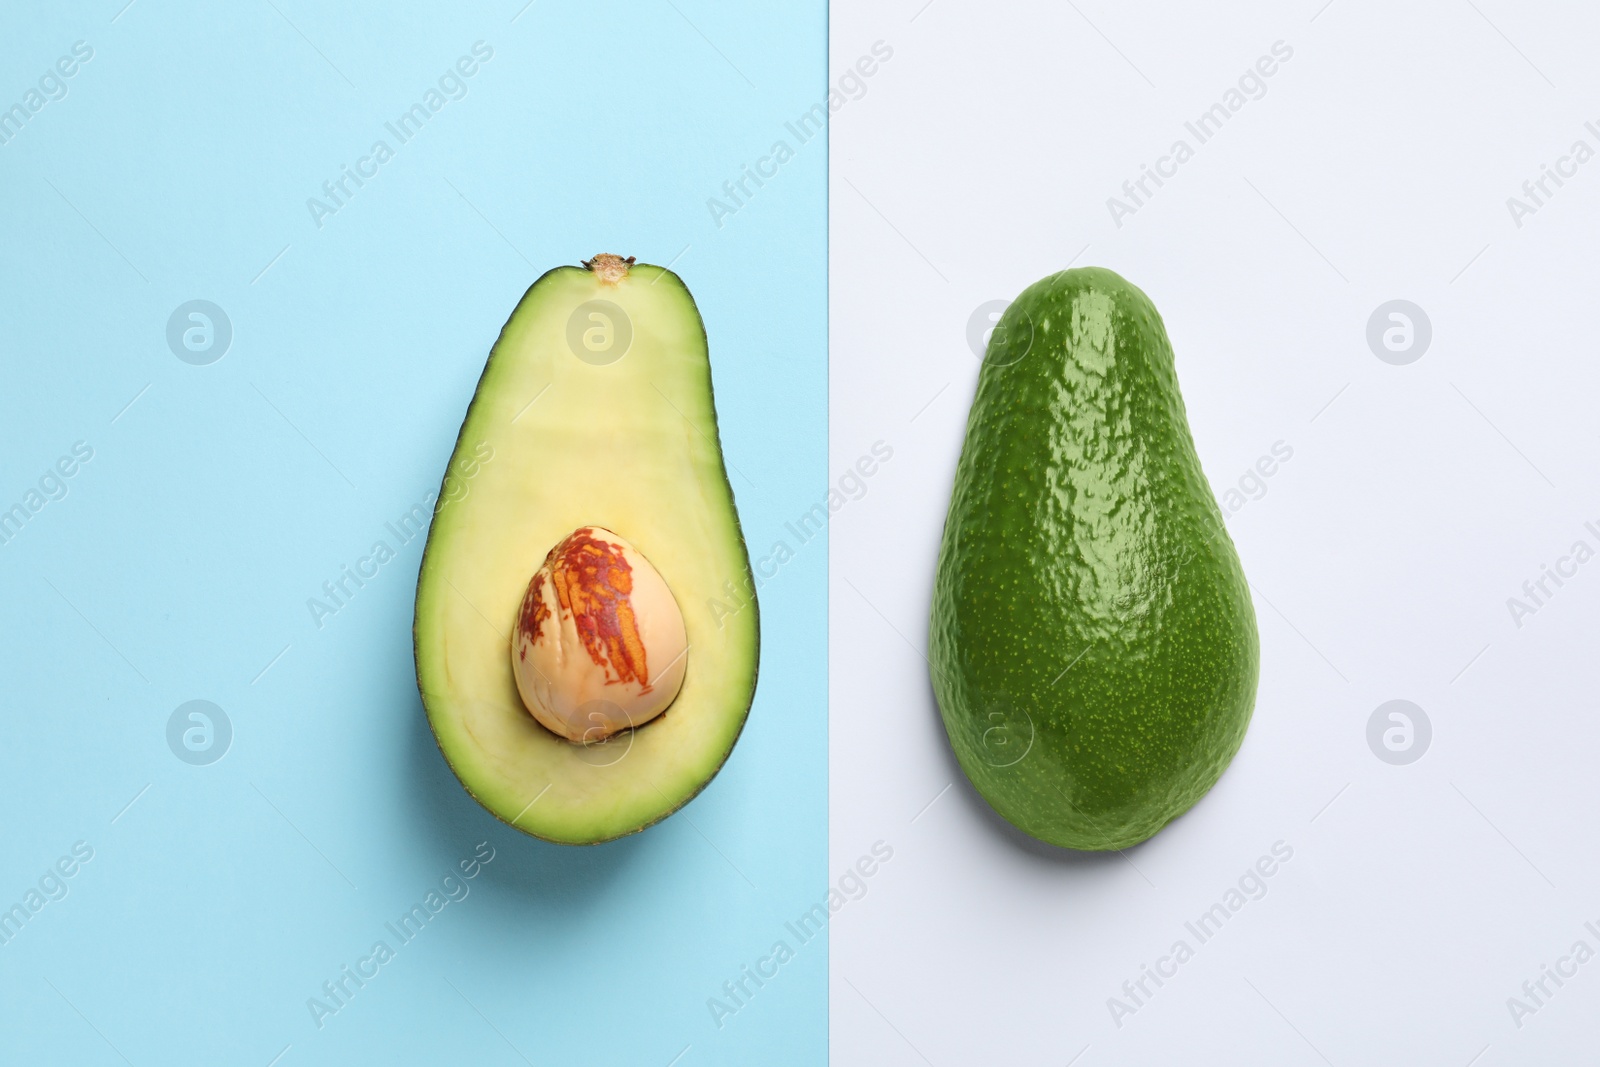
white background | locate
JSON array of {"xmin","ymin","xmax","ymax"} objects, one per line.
[{"xmin": 829, "ymin": 1, "xmax": 1600, "ymax": 1063}]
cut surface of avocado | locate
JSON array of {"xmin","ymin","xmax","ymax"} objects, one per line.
[{"xmin": 414, "ymin": 255, "xmax": 758, "ymax": 845}]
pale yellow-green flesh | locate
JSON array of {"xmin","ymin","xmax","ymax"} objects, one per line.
[{"xmin": 414, "ymin": 264, "xmax": 758, "ymax": 845}]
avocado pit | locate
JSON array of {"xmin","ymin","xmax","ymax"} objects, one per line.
[{"xmin": 512, "ymin": 526, "xmax": 687, "ymax": 744}]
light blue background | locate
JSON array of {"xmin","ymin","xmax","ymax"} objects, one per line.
[{"xmin": 0, "ymin": 2, "xmax": 826, "ymax": 1064}]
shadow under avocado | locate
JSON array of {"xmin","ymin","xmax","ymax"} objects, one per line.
[{"xmin": 402, "ymin": 684, "xmax": 653, "ymax": 915}]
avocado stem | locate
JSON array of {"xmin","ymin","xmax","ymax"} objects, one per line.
[{"xmin": 583, "ymin": 254, "xmax": 635, "ymax": 285}]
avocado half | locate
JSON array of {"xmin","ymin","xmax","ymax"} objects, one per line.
[
  {"xmin": 930, "ymin": 266, "xmax": 1258, "ymax": 851},
  {"xmin": 414, "ymin": 255, "xmax": 759, "ymax": 845}
]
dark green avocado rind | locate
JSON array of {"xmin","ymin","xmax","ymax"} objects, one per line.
[{"xmin": 929, "ymin": 267, "xmax": 1258, "ymax": 851}]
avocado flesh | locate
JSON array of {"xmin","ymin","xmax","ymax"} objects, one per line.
[
  {"xmin": 930, "ymin": 267, "xmax": 1258, "ymax": 851},
  {"xmin": 414, "ymin": 260, "xmax": 758, "ymax": 845}
]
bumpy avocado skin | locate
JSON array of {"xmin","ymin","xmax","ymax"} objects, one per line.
[{"xmin": 930, "ymin": 267, "xmax": 1258, "ymax": 850}]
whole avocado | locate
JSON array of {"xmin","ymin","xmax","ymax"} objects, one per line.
[{"xmin": 929, "ymin": 266, "xmax": 1258, "ymax": 850}]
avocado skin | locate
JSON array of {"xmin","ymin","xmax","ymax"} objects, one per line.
[{"xmin": 930, "ymin": 267, "xmax": 1258, "ymax": 850}]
